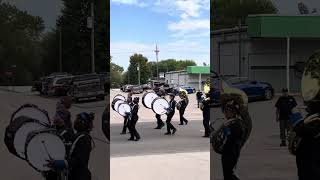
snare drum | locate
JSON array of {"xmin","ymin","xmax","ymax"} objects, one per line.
[
  {"xmin": 25, "ymin": 129, "xmax": 66, "ymax": 172},
  {"xmin": 11, "ymin": 104, "xmax": 50, "ymax": 125},
  {"xmin": 4, "ymin": 116, "xmax": 48, "ymax": 159},
  {"xmin": 142, "ymin": 92, "xmax": 158, "ymax": 109},
  {"xmin": 151, "ymin": 97, "xmax": 169, "ymax": 115}
]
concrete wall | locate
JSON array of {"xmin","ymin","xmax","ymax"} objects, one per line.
[
  {"xmin": 165, "ymin": 72, "xmax": 210, "ymax": 91},
  {"xmin": 211, "ymin": 30, "xmax": 320, "ymax": 93}
]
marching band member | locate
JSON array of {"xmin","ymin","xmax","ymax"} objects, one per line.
[
  {"xmin": 178, "ymin": 91, "xmax": 189, "ymax": 125},
  {"xmin": 121, "ymin": 92, "xmax": 132, "ymax": 134},
  {"xmin": 47, "ymin": 112, "xmax": 95, "ymax": 180},
  {"xmin": 220, "ymin": 100, "xmax": 245, "ymax": 180},
  {"xmin": 201, "ymin": 93, "xmax": 211, "ymax": 137},
  {"xmin": 287, "ymin": 51, "xmax": 320, "ymax": 180},
  {"xmin": 55, "ymin": 96, "xmax": 73, "ymax": 130},
  {"xmin": 165, "ymin": 93, "xmax": 177, "ymax": 135},
  {"xmin": 102, "ymin": 106, "xmax": 110, "ymax": 141},
  {"xmin": 128, "ymin": 97, "xmax": 141, "ymax": 141},
  {"xmin": 154, "ymin": 89, "xmax": 165, "ymax": 129}
]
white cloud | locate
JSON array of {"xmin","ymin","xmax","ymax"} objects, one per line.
[
  {"xmin": 168, "ymin": 18, "xmax": 209, "ymax": 37},
  {"xmin": 111, "ymin": 0, "xmax": 148, "ymax": 7}
]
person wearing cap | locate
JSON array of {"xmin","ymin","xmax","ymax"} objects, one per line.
[
  {"xmin": 128, "ymin": 97, "xmax": 141, "ymax": 141},
  {"xmin": 220, "ymin": 100, "xmax": 245, "ymax": 180},
  {"xmin": 46, "ymin": 112, "xmax": 95, "ymax": 180},
  {"xmin": 55, "ymin": 96, "xmax": 73, "ymax": 130},
  {"xmin": 165, "ymin": 93, "xmax": 177, "ymax": 135},
  {"xmin": 201, "ymin": 93, "xmax": 212, "ymax": 137},
  {"xmin": 275, "ymin": 88, "xmax": 297, "ymax": 146}
]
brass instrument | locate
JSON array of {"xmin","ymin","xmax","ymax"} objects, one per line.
[{"xmin": 288, "ymin": 51, "xmax": 320, "ymax": 155}]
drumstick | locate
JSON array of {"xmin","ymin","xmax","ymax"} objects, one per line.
[{"xmin": 41, "ymin": 140, "xmax": 53, "ymax": 161}]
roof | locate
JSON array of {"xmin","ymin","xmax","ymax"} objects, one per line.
[
  {"xmin": 248, "ymin": 15, "xmax": 320, "ymax": 38},
  {"xmin": 186, "ymin": 66, "xmax": 210, "ymax": 74}
]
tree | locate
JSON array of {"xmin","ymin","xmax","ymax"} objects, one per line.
[
  {"xmin": 126, "ymin": 54, "xmax": 151, "ymax": 85},
  {"xmin": 110, "ymin": 62, "xmax": 124, "ymax": 88},
  {"xmin": 148, "ymin": 59, "xmax": 197, "ymax": 78},
  {"xmin": 0, "ymin": 3, "xmax": 45, "ymax": 85},
  {"xmin": 211, "ymin": 0, "xmax": 278, "ymax": 29}
]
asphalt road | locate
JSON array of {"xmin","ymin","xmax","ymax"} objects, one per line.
[
  {"xmin": 0, "ymin": 90, "xmax": 109, "ymax": 180},
  {"xmin": 211, "ymin": 97, "xmax": 303, "ymax": 180}
]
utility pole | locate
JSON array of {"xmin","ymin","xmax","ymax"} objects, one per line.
[
  {"xmin": 238, "ymin": 0, "xmax": 243, "ymax": 77},
  {"xmin": 138, "ymin": 63, "xmax": 141, "ymax": 85},
  {"xmin": 59, "ymin": 26, "xmax": 62, "ymax": 72},
  {"xmin": 154, "ymin": 44, "xmax": 159, "ymax": 80},
  {"xmin": 90, "ymin": 1, "xmax": 95, "ymax": 73}
]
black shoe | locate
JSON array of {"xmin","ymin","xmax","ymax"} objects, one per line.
[
  {"xmin": 172, "ymin": 129, "xmax": 177, "ymax": 135},
  {"xmin": 202, "ymin": 135, "xmax": 209, "ymax": 138},
  {"xmin": 128, "ymin": 138, "xmax": 134, "ymax": 141},
  {"xmin": 164, "ymin": 132, "xmax": 171, "ymax": 135},
  {"xmin": 154, "ymin": 126, "xmax": 160, "ymax": 129},
  {"xmin": 185, "ymin": 120, "xmax": 188, "ymax": 125},
  {"xmin": 120, "ymin": 132, "xmax": 126, "ymax": 135},
  {"xmin": 179, "ymin": 123, "xmax": 184, "ymax": 125},
  {"xmin": 135, "ymin": 138, "xmax": 140, "ymax": 141}
]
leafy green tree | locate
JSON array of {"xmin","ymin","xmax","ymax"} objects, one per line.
[
  {"xmin": 211, "ymin": 0, "xmax": 277, "ymax": 29},
  {"xmin": 110, "ymin": 62, "xmax": 124, "ymax": 88},
  {"xmin": 148, "ymin": 59, "xmax": 197, "ymax": 78},
  {"xmin": 126, "ymin": 54, "xmax": 151, "ymax": 85}
]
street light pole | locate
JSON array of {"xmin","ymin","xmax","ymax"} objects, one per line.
[
  {"xmin": 154, "ymin": 44, "xmax": 159, "ymax": 80},
  {"xmin": 90, "ymin": 1, "xmax": 95, "ymax": 73},
  {"xmin": 59, "ymin": 26, "xmax": 62, "ymax": 72},
  {"xmin": 138, "ymin": 63, "xmax": 141, "ymax": 86}
]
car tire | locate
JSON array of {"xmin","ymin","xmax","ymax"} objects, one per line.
[{"xmin": 264, "ymin": 89, "xmax": 273, "ymax": 100}]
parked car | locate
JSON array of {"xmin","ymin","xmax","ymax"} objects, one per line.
[
  {"xmin": 124, "ymin": 85, "xmax": 133, "ymax": 92},
  {"xmin": 212, "ymin": 79, "xmax": 274, "ymax": 105},
  {"xmin": 131, "ymin": 85, "xmax": 143, "ymax": 94},
  {"xmin": 40, "ymin": 73, "xmax": 71, "ymax": 95},
  {"xmin": 47, "ymin": 76, "xmax": 73, "ymax": 96},
  {"xmin": 68, "ymin": 73, "xmax": 105, "ymax": 102},
  {"xmin": 180, "ymin": 86, "xmax": 196, "ymax": 94},
  {"xmin": 142, "ymin": 84, "xmax": 151, "ymax": 90}
]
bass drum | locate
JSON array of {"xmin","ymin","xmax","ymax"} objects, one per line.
[
  {"xmin": 142, "ymin": 92, "xmax": 158, "ymax": 109},
  {"xmin": 112, "ymin": 98, "xmax": 124, "ymax": 111},
  {"xmin": 151, "ymin": 97, "xmax": 169, "ymax": 115},
  {"xmin": 11, "ymin": 104, "xmax": 50, "ymax": 125},
  {"xmin": 25, "ymin": 129, "xmax": 66, "ymax": 172},
  {"xmin": 4, "ymin": 116, "xmax": 48, "ymax": 159},
  {"xmin": 117, "ymin": 102, "xmax": 131, "ymax": 117},
  {"xmin": 113, "ymin": 94, "xmax": 126, "ymax": 101},
  {"xmin": 114, "ymin": 99, "xmax": 125, "ymax": 112}
]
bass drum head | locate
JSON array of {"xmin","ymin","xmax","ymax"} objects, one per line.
[
  {"xmin": 11, "ymin": 104, "xmax": 50, "ymax": 125},
  {"xmin": 118, "ymin": 102, "xmax": 131, "ymax": 117},
  {"xmin": 25, "ymin": 129, "xmax": 66, "ymax": 172},
  {"xmin": 142, "ymin": 92, "xmax": 158, "ymax": 109},
  {"xmin": 111, "ymin": 98, "xmax": 123, "ymax": 111},
  {"xmin": 114, "ymin": 99, "xmax": 125, "ymax": 112},
  {"xmin": 151, "ymin": 97, "xmax": 169, "ymax": 115},
  {"xmin": 113, "ymin": 94, "xmax": 126, "ymax": 101},
  {"xmin": 14, "ymin": 118, "xmax": 47, "ymax": 159}
]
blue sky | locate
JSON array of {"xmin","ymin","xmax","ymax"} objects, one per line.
[{"xmin": 110, "ymin": 0, "xmax": 210, "ymax": 70}]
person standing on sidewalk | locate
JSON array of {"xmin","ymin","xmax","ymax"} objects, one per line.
[
  {"xmin": 178, "ymin": 91, "xmax": 188, "ymax": 125},
  {"xmin": 275, "ymin": 88, "xmax": 297, "ymax": 146}
]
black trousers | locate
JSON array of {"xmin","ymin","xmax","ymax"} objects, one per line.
[
  {"xmin": 122, "ymin": 117, "xmax": 128, "ymax": 133},
  {"xmin": 222, "ymin": 152, "xmax": 240, "ymax": 180},
  {"xmin": 279, "ymin": 119, "xmax": 289, "ymax": 142},
  {"xmin": 203, "ymin": 113, "xmax": 210, "ymax": 136},
  {"xmin": 166, "ymin": 114, "xmax": 176, "ymax": 133},
  {"xmin": 128, "ymin": 118, "xmax": 140, "ymax": 139},
  {"xmin": 179, "ymin": 110, "xmax": 187, "ymax": 124},
  {"xmin": 156, "ymin": 114, "xmax": 164, "ymax": 127}
]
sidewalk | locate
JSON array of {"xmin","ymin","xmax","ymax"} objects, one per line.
[{"xmin": 111, "ymin": 152, "xmax": 210, "ymax": 180}]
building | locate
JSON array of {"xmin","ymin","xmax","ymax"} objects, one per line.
[
  {"xmin": 165, "ymin": 66, "xmax": 210, "ymax": 91},
  {"xmin": 211, "ymin": 15, "xmax": 320, "ymax": 93}
]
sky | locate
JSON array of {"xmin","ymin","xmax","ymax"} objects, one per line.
[{"xmin": 110, "ymin": 0, "xmax": 210, "ymax": 70}]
